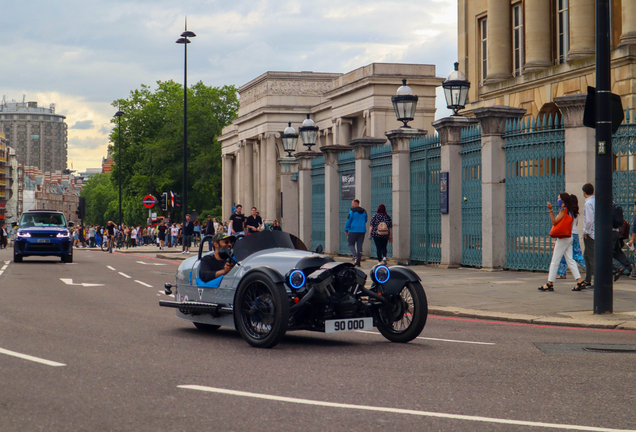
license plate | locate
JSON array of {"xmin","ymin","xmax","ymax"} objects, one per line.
[
  {"xmin": 37, "ymin": 239, "xmax": 50, "ymax": 243},
  {"xmin": 325, "ymin": 317, "xmax": 373, "ymax": 333}
]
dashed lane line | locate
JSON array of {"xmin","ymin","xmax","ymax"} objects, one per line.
[
  {"xmin": 107, "ymin": 266, "xmax": 116, "ymax": 271},
  {"xmin": 357, "ymin": 330, "xmax": 495, "ymax": 345},
  {"xmin": 0, "ymin": 347, "xmax": 66, "ymax": 367},
  {"xmin": 0, "ymin": 261, "xmax": 9, "ymax": 276},
  {"xmin": 135, "ymin": 280, "xmax": 152, "ymax": 288},
  {"xmin": 118, "ymin": 272, "xmax": 131, "ymax": 279},
  {"xmin": 178, "ymin": 385, "xmax": 634, "ymax": 432}
]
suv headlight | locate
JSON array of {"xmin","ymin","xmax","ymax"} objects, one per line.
[
  {"xmin": 17, "ymin": 231, "xmax": 31, "ymax": 238},
  {"xmin": 57, "ymin": 231, "xmax": 70, "ymax": 238}
]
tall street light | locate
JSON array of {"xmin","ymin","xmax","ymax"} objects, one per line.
[
  {"xmin": 114, "ymin": 107, "xmax": 124, "ymax": 225},
  {"xmin": 176, "ymin": 19, "xmax": 196, "ymax": 223}
]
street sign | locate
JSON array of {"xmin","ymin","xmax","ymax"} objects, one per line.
[{"xmin": 143, "ymin": 195, "xmax": 157, "ymax": 209}]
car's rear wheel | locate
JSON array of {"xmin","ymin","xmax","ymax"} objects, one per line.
[
  {"xmin": 13, "ymin": 254, "xmax": 23, "ymax": 263},
  {"xmin": 375, "ymin": 281, "xmax": 428, "ymax": 343},
  {"xmin": 193, "ymin": 322, "xmax": 221, "ymax": 331},
  {"xmin": 234, "ymin": 273, "xmax": 289, "ymax": 348}
]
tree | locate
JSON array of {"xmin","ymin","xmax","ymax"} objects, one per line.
[
  {"xmin": 108, "ymin": 80, "xmax": 238, "ymax": 226},
  {"xmin": 80, "ymin": 173, "xmax": 118, "ymax": 226}
]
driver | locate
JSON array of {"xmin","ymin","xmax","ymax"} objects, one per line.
[{"xmin": 199, "ymin": 233, "xmax": 236, "ymax": 283}]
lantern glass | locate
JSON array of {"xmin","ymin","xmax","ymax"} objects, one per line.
[
  {"xmin": 299, "ymin": 114, "xmax": 319, "ymax": 151},
  {"xmin": 442, "ymin": 62, "xmax": 471, "ymax": 115},
  {"xmin": 391, "ymin": 79, "xmax": 419, "ymax": 127},
  {"xmin": 281, "ymin": 122, "xmax": 299, "ymax": 157}
]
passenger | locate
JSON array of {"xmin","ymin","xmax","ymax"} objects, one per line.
[{"xmin": 199, "ymin": 233, "xmax": 236, "ymax": 283}]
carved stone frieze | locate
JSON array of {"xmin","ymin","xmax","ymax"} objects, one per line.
[{"xmin": 239, "ymin": 79, "xmax": 334, "ymax": 105}]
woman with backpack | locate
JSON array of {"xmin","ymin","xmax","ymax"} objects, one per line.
[
  {"xmin": 556, "ymin": 194, "xmax": 586, "ymax": 281},
  {"xmin": 368, "ymin": 204, "xmax": 392, "ymax": 265},
  {"xmin": 538, "ymin": 192, "xmax": 586, "ymax": 292}
]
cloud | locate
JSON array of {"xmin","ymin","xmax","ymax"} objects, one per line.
[
  {"xmin": 0, "ymin": 0, "xmax": 458, "ymax": 170},
  {"xmin": 70, "ymin": 120, "xmax": 94, "ymax": 130}
]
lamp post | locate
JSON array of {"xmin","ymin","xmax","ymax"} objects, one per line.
[
  {"xmin": 114, "ymin": 107, "xmax": 124, "ymax": 225},
  {"xmin": 279, "ymin": 122, "xmax": 300, "ymax": 236},
  {"xmin": 298, "ymin": 114, "xmax": 318, "ymax": 151},
  {"xmin": 176, "ymin": 19, "xmax": 196, "ymax": 223},
  {"xmin": 442, "ymin": 62, "xmax": 471, "ymax": 116},
  {"xmin": 281, "ymin": 122, "xmax": 299, "ymax": 157},
  {"xmin": 391, "ymin": 79, "xmax": 419, "ymax": 127}
]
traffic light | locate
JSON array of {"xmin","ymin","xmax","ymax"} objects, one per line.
[
  {"xmin": 159, "ymin": 192, "xmax": 168, "ymax": 211},
  {"xmin": 174, "ymin": 194, "xmax": 182, "ymax": 208},
  {"xmin": 76, "ymin": 196, "xmax": 86, "ymax": 220}
]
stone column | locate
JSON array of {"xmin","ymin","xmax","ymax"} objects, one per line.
[
  {"xmin": 524, "ymin": 0, "xmax": 552, "ymax": 73},
  {"xmin": 619, "ymin": 0, "xmax": 636, "ymax": 47},
  {"xmin": 350, "ymin": 137, "xmax": 387, "ymax": 258},
  {"xmin": 236, "ymin": 143, "xmax": 244, "ymax": 208},
  {"xmin": 385, "ymin": 129, "xmax": 427, "ymax": 264},
  {"xmin": 265, "ymin": 133, "xmax": 278, "ymax": 222},
  {"xmin": 321, "ymin": 145, "xmax": 351, "ymax": 255},
  {"xmin": 254, "ymin": 142, "xmax": 260, "ymax": 210},
  {"xmin": 244, "ymin": 139, "xmax": 255, "ymax": 211},
  {"xmin": 473, "ymin": 106, "xmax": 525, "ymax": 271},
  {"xmin": 279, "ymin": 157, "xmax": 299, "ymax": 237},
  {"xmin": 296, "ymin": 151, "xmax": 317, "ymax": 246},
  {"xmin": 485, "ymin": 0, "xmax": 512, "ymax": 83},
  {"xmin": 222, "ymin": 153, "xmax": 234, "ymax": 221},
  {"xmin": 258, "ymin": 135, "xmax": 267, "ymax": 218},
  {"xmin": 555, "ymin": 94, "xmax": 596, "ymax": 239},
  {"xmin": 568, "ymin": 0, "xmax": 595, "ymax": 60},
  {"xmin": 338, "ymin": 118, "xmax": 352, "ymax": 146},
  {"xmin": 433, "ymin": 117, "xmax": 474, "ymax": 268}
]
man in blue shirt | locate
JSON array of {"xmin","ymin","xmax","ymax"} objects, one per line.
[{"xmin": 344, "ymin": 199, "xmax": 368, "ymax": 267}]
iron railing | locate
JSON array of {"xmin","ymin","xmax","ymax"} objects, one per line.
[
  {"xmin": 460, "ymin": 124, "xmax": 482, "ymax": 267},
  {"xmin": 311, "ymin": 155, "xmax": 325, "ymax": 251},
  {"xmin": 370, "ymin": 144, "xmax": 393, "ymax": 259}
]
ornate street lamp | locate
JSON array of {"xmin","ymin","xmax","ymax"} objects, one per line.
[
  {"xmin": 114, "ymin": 108, "xmax": 124, "ymax": 225},
  {"xmin": 443, "ymin": 62, "xmax": 471, "ymax": 116},
  {"xmin": 391, "ymin": 79, "xmax": 419, "ymax": 127},
  {"xmin": 298, "ymin": 114, "xmax": 319, "ymax": 151},
  {"xmin": 281, "ymin": 122, "xmax": 299, "ymax": 157},
  {"xmin": 176, "ymin": 19, "xmax": 196, "ymax": 223}
]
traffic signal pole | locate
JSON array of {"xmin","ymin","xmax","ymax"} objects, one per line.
[{"xmin": 594, "ymin": 0, "xmax": 613, "ymax": 314}]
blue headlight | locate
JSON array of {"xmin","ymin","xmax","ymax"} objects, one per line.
[
  {"xmin": 374, "ymin": 265, "xmax": 390, "ymax": 284},
  {"xmin": 288, "ymin": 269, "xmax": 305, "ymax": 289}
]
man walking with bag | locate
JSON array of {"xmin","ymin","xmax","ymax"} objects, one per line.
[{"xmin": 344, "ymin": 199, "xmax": 367, "ymax": 267}]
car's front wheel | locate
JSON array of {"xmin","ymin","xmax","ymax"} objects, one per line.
[
  {"xmin": 234, "ymin": 272, "xmax": 289, "ymax": 348},
  {"xmin": 375, "ymin": 281, "xmax": 428, "ymax": 343},
  {"xmin": 62, "ymin": 252, "xmax": 73, "ymax": 263},
  {"xmin": 13, "ymin": 253, "xmax": 22, "ymax": 263}
]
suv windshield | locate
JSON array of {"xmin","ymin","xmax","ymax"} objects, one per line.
[
  {"xmin": 20, "ymin": 212, "xmax": 67, "ymax": 228},
  {"xmin": 232, "ymin": 230, "xmax": 307, "ymax": 261}
]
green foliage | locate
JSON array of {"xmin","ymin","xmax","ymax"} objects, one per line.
[
  {"xmin": 80, "ymin": 173, "xmax": 117, "ymax": 226},
  {"xmin": 107, "ymin": 80, "xmax": 238, "ymax": 226}
]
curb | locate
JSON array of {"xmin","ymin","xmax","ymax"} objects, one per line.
[{"xmin": 429, "ymin": 306, "xmax": 636, "ymax": 330}]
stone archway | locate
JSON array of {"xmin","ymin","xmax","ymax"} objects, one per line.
[{"xmin": 538, "ymin": 102, "xmax": 563, "ymax": 128}]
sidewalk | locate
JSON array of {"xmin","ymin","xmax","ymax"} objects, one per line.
[{"xmin": 89, "ymin": 244, "xmax": 636, "ymax": 330}]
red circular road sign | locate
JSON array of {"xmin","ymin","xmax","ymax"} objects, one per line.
[{"xmin": 142, "ymin": 195, "xmax": 157, "ymax": 209}]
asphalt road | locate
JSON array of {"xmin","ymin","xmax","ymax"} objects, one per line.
[{"xmin": 0, "ymin": 248, "xmax": 635, "ymax": 432}]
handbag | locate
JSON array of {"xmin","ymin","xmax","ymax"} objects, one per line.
[{"xmin": 549, "ymin": 211, "xmax": 573, "ymax": 239}]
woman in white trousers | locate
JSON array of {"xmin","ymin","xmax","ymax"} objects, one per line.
[{"xmin": 539, "ymin": 192, "xmax": 586, "ymax": 292}]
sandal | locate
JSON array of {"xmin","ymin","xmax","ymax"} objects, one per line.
[
  {"xmin": 572, "ymin": 281, "xmax": 587, "ymax": 291},
  {"xmin": 538, "ymin": 283, "xmax": 554, "ymax": 292}
]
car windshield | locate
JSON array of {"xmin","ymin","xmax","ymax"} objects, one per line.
[
  {"xmin": 232, "ymin": 230, "xmax": 308, "ymax": 261},
  {"xmin": 20, "ymin": 212, "xmax": 67, "ymax": 227}
]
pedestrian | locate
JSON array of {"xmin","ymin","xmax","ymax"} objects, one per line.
[
  {"xmin": 204, "ymin": 215, "xmax": 216, "ymax": 251},
  {"xmin": 582, "ymin": 183, "xmax": 595, "ymax": 287},
  {"xmin": 0, "ymin": 224, "xmax": 7, "ymax": 249},
  {"xmin": 611, "ymin": 201, "xmax": 631, "ymax": 281},
  {"xmin": 538, "ymin": 192, "xmax": 586, "ymax": 292},
  {"xmin": 131, "ymin": 225, "xmax": 137, "ymax": 247},
  {"xmin": 170, "ymin": 223, "xmax": 179, "ymax": 247},
  {"xmin": 88, "ymin": 225, "xmax": 96, "ymax": 248},
  {"xmin": 368, "ymin": 204, "xmax": 392, "ymax": 265},
  {"xmin": 270, "ymin": 219, "xmax": 282, "ymax": 231},
  {"xmin": 182, "ymin": 214, "xmax": 194, "ymax": 254},
  {"xmin": 229, "ymin": 204, "xmax": 246, "ymax": 236},
  {"xmin": 627, "ymin": 202, "xmax": 636, "ymax": 279},
  {"xmin": 157, "ymin": 221, "xmax": 167, "ymax": 250},
  {"xmin": 344, "ymin": 199, "xmax": 368, "ymax": 267},
  {"xmin": 246, "ymin": 207, "xmax": 263, "ymax": 234},
  {"xmin": 556, "ymin": 195, "xmax": 586, "ymax": 279}
]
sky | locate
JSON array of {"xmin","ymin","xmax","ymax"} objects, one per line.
[{"xmin": 0, "ymin": 0, "xmax": 458, "ymax": 172}]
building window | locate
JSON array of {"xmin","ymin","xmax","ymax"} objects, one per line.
[
  {"xmin": 31, "ymin": 134, "xmax": 39, "ymax": 140},
  {"xmin": 512, "ymin": 4, "xmax": 524, "ymax": 76},
  {"xmin": 480, "ymin": 18, "xmax": 488, "ymax": 81},
  {"xmin": 18, "ymin": 115, "xmax": 26, "ymax": 119},
  {"xmin": 556, "ymin": 0, "xmax": 569, "ymax": 64}
]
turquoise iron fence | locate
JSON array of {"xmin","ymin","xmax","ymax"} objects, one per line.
[
  {"xmin": 504, "ymin": 115, "xmax": 565, "ymax": 271},
  {"xmin": 370, "ymin": 144, "xmax": 393, "ymax": 259},
  {"xmin": 410, "ymin": 134, "xmax": 441, "ymax": 263},
  {"xmin": 311, "ymin": 155, "xmax": 325, "ymax": 251},
  {"xmin": 338, "ymin": 151, "xmax": 355, "ymax": 255},
  {"xmin": 460, "ymin": 125, "xmax": 482, "ymax": 267}
]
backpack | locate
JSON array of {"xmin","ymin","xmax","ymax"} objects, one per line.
[
  {"xmin": 377, "ymin": 221, "xmax": 389, "ymax": 236},
  {"xmin": 612, "ymin": 203, "xmax": 624, "ymax": 229}
]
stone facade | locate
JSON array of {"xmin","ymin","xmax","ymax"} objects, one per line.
[
  {"xmin": 219, "ymin": 63, "xmax": 444, "ymax": 230},
  {"xmin": 458, "ymin": 0, "xmax": 636, "ymax": 117}
]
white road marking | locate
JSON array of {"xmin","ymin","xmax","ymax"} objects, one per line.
[
  {"xmin": 4, "ymin": 261, "xmax": 9, "ymax": 264},
  {"xmin": 357, "ymin": 330, "xmax": 495, "ymax": 345},
  {"xmin": 107, "ymin": 266, "xmax": 116, "ymax": 271},
  {"xmin": 118, "ymin": 272, "xmax": 131, "ymax": 279},
  {"xmin": 135, "ymin": 280, "xmax": 152, "ymax": 287},
  {"xmin": 1, "ymin": 265, "xmax": 8, "ymax": 271},
  {"xmin": 178, "ymin": 385, "xmax": 634, "ymax": 432},
  {"xmin": 136, "ymin": 261, "xmax": 166, "ymax": 266},
  {"xmin": 0, "ymin": 271, "xmax": 4, "ymax": 276},
  {"xmin": 59, "ymin": 278, "xmax": 105, "ymax": 287},
  {"xmin": 0, "ymin": 347, "xmax": 66, "ymax": 367}
]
